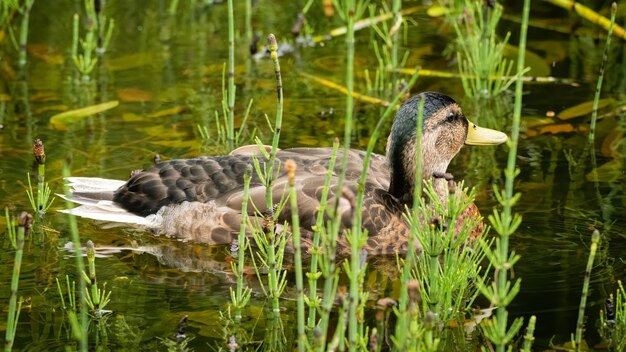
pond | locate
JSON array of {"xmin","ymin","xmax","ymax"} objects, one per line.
[{"xmin": 0, "ymin": 0, "xmax": 625, "ymax": 350}]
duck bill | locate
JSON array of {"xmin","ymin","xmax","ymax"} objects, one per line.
[{"xmin": 465, "ymin": 120, "xmax": 508, "ymax": 145}]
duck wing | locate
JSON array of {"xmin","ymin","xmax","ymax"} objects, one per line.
[{"xmin": 109, "ymin": 147, "xmax": 396, "ymax": 247}]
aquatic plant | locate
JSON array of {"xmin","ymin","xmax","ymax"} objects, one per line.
[
  {"xmin": 478, "ymin": 0, "xmax": 534, "ymax": 350},
  {"xmin": 61, "ymin": 164, "xmax": 88, "ymax": 352},
  {"xmin": 4, "ymin": 211, "xmax": 31, "ymax": 352},
  {"xmin": 600, "ymin": 281, "xmax": 626, "ymax": 350},
  {"xmin": 25, "ymin": 139, "xmax": 55, "ymax": 218},
  {"xmin": 229, "ymin": 168, "xmax": 252, "ymax": 321},
  {"xmin": 247, "ymin": 33, "xmax": 288, "ymax": 317},
  {"xmin": 442, "ymin": 0, "xmax": 519, "ymax": 98},
  {"xmin": 71, "ymin": 0, "xmax": 114, "ymax": 81}
]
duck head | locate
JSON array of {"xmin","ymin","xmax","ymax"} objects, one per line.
[{"xmin": 386, "ymin": 92, "xmax": 507, "ymax": 204}]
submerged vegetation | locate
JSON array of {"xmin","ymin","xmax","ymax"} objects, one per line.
[{"xmin": 0, "ymin": 0, "xmax": 626, "ymax": 351}]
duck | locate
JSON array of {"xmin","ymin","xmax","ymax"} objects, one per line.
[{"xmin": 61, "ymin": 92, "xmax": 507, "ymax": 256}]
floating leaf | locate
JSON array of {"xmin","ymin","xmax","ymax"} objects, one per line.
[
  {"xmin": 150, "ymin": 139, "xmax": 199, "ymax": 149},
  {"xmin": 35, "ymin": 104, "xmax": 68, "ymax": 114},
  {"xmin": 539, "ymin": 123, "xmax": 574, "ymax": 134},
  {"xmin": 139, "ymin": 125, "xmax": 187, "ymax": 139},
  {"xmin": 504, "ymin": 45, "xmax": 550, "ymax": 77},
  {"xmin": 117, "ymin": 88, "xmax": 153, "ymax": 102},
  {"xmin": 106, "ymin": 53, "xmax": 154, "ymax": 71},
  {"xmin": 523, "ymin": 116, "xmax": 555, "ymax": 129},
  {"xmin": 148, "ymin": 106, "xmax": 185, "ymax": 118},
  {"xmin": 49, "ymin": 101, "xmax": 119, "ymax": 130},
  {"xmin": 586, "ymin": 160, "xmax": 623, "ymax": 182},
  {"xmin": 28, "ymin": 44, "xmax": 64, "ymax": 65},
  {"xmin": 601, "ymin": 128, "xmax": 623, "ymax": 158},
  {"xmin": 427, "ymin": 5, "xmax": 448, "ymax": 17},
  {"xmin": 122, "ymin": 113, "xmax": 143, "ymax": 121},
  {"xmin": 557, "ymin": 98, "xmax": 615, "ymax": 120},
  {"xmin": 30, "ymin": 92, "xmax": 59, "ymax": 102}
]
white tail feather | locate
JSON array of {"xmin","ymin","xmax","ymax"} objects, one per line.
[
  {"xmin": 65, "ymin": 177, "xmax": 126, "ymax": 192},
  {"xmin": 60, "ymin": 177, "xmax": 143, "ymax": 225},
  {"xmin": 60, "ymin": 205, "xmax": 150, "ymax": 225}
]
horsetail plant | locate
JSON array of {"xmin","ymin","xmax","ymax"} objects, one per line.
[
  {"xmin": 522, "ymin": 315, "xmax": 537, "ymax": 352},
  {"xmin": 229, "ymin": 167, "xmax": 252, "ymax": 321},
  {"xmin": 478, "ymin": 0, "xmax": 530, "ymax": 350},
  {"xmin": 286, "ymin": 160, "xmax": 307, "ymax": 352},
  {"xmin": 446, "ymin": 0, "xmax": 518, "ymax": 98},
  {"xmin": 225, "ymin": 0, "xmax": 236, "ymax": 150},
  {"xmin": 573, "ymin": 230, "xmax": 600, "ymax": 348},
  {"xmin": 599, "ymin": 281, "xmax": 626, "ymax": 350},
  {"xmin": 392, "ymin": 94, "xmax": 425, "ymax": 350},
  {"xmin": 305, "ymin": 139, "xmax": 339, "ymax": 333},
  {"xmin": 26, "ymin": 139, "xmax": 55, "ymax": 218},
  {"xmin": 82, "ymin": 240, "xmax": 112, "ymax": 317},
  {"xmin": 62, "ymin": 163, "xmax": 88, "ymax": 352},
  {"xmin": 246, "ymin": 33, "xmax": 287, "ymax": 317},
  {"xmin": 4, "ymin": 211, "xmax": 31, "ymax": 352},
  {"xmin": 15, "ymin": 0, "xmax": 34, "ymax": 67},
  {"xmin": 71, "ymin": 0, "xmax": 114, "ymax": 80}
]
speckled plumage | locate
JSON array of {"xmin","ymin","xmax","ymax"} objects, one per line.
[{"xmin": 63, "ymin": 92, "xmax": 503, "ymax": 255}]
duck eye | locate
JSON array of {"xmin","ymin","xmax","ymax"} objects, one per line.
[{"xmin": 446, "ymin": 112, "xmax": 455, "ymax": 122}]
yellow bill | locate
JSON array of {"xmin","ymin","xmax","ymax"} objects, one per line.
[{"xmin": 465, "ymin": 120, "xmax": 508, "ymax": 145}]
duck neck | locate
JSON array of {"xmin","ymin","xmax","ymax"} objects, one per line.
[{"xmin": 387, "ymin": 135, "xmax": 451, "ymax": 206}]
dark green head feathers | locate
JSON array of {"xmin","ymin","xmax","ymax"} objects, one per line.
[{"xmin": 387, "ymin": 92, "xmax": 471, "ymax": 203}]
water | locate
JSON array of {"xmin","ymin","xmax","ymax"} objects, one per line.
[{"xmin": 0, "ymin": 1, "xmax": 625, "ymax": 350}]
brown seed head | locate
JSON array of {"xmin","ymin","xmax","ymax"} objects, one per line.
[
  {"xmin": 33, "ymin": 139, "xmax": 45, "ymax": 164},
  {"xmin": 18, "ymin": 212, "xmax": 33, "ymax": 230},
  {"xmin": 285, "ymin": 159, "xmax": 297, "ymax": 185},
  {"xmin": 267, "ymin": 34, "xmax": 278, "ymax": 52},
  {"xmin": 407, "ymin": 280, "xmax": 421, "ymax": 304}
]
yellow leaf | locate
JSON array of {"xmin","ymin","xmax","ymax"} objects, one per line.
[
  {"xmin": 538, "ymin": 123, "xmax": 574, "ymax": 134},
  {"xmin": 122, "ymin": 113, "xmax": 143, "ymax": 121},
  {"xmin": 27, "ymin": 44, "xmax": 64, "ymax": 65},
  {"xmin": 106, "ymin": 53, "xmax": 154, "ymax": 71},
  {"xmin": 427, "ymin": 5, "xmax": 448, "ymax": 17},
  {"xmin": 601, "ymin": 128, "xmax": 623, "ymax": 158},
  {"xmin": 140, "ymin": 125, "xmax": 187, "ymax": 138},
  {"xmin": 117, "ymin": 88, "xmax": 153, "ymax": 102},
  {"xmin": 147, "ymin": 106, "xmax": 185, "ymax": 118},
  {"xmin": 557, "ymin": 98, "xmax": 615, "ymax": 120},
  {"xmin": 35, "ymin": 104, "xmax": 68, "ymax": 114},
  {"xmin": 586, "ymin": 160, "xmax": 622, "ymax": 182},
  {"xmin": 504, "ymin": 45, "xmax": 550, "ymax": 77},
  {"xmin": 49, "ymin": 101, "xmax": 119, "ymax": 130},
  {"xmin": 523, "ymin": 116, "xmax": 555, "ymax": 129}
]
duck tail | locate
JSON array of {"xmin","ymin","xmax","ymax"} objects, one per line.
[{"xmin": 58, "ymin": 177, "xmax": 150, "ymax": 226}]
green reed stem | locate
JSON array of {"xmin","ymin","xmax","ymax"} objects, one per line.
[
  {"xmin": 393, "ymin": 96, "xmax": 424, "ymax": 348},
  {"xmin": 317, "ymin": 266, "xmax": 340, "ymax": 351},
  {"xmin": 340, "ymin": 0, "xmax": 363, "ymax": 347},
  {"xmin": 63, "ymin": 165, "xmax": 88, "ymax": 352},
  {"xmin": 286, "ymin": 161, "xmax": 307, "ymax": 352},
  {"xmin": 232, "ymin": 168, "xmax": 252, "ymax": 320},
  {"xmin": 33, "ymin": 139, "xmax": 45, "ymax": 217},
  {"xmin": 587, "ymin": 4, "xmax": 616, "ymax": 217},
  {"xmin": 82, "ymin": 240, "xmax": 111, "ymax": 315},
  {"xmin": 265, "ymin": 33, "xmax": 284, "ymax": 315},
  {"xmin": 522, "ymin": 315, "xmax": 536, "ymax": 351},
  {"xmin": 575, "ymin": 230, "xmax": 600, "ymax": 347},
  {"xmin": 17, "ymin": 0, "xmax": 33, "ymax": 67},
  {"xmin": 306, "ymin": 139, "xmax": 339, "ymax": 331},
  {"xmin": 226, "ymin": 0, "xmax": 235, "ymax": 149},
  {"xmin": 4, "ymin": 212, "xmax": 30, "ymax": 352},
  {"xmin": 245, "ymin": 0, "xmax": 252, "ymax": 48},
  {"xmin": 588, "ymin": 3, "xmax": 616, "ymax": 146},
  {"xmin": 482, "ymin": 0, "xmax": 529, "ymax": 350}
]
